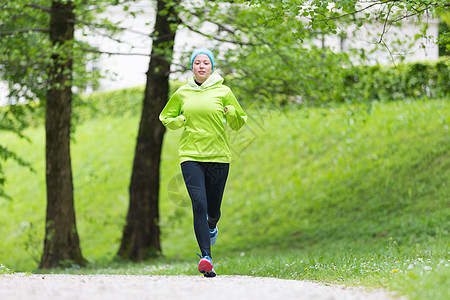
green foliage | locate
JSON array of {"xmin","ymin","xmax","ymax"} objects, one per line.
[
  {"xmin": 0, "ymin": 103, "xmax": 37, "ymax": 199},
  {"xmin": 178, "ymin": 2, "xmax": 353, "ymax": 105},
  {"xmin": 227, "ymin": 55, "xmax": 449, "ymax": 106},
  {"xmin": 0, "ymin": 1, "xmax": 50, "ymax": 103},
  {"xmin": 181, "ymin": 1, "xmax": 447, "ymax": 107},
  {"xmin": 252, "ymin": 0, "xmax": 450, "ymax": 52},
  {"xmin": 0, "ymin": 264, "xmax": 13, "ymax": 275},
  {"xmin": 74, "ymin": 87, "xmax": 144, "ymax": 123},
  {"xmin": 0, "ymin": 0, "xmax": 136, "ymax": 197},
  {"xmin": 342, "ymin": 59, "xmax": 450, "ymax": 103},
  {"xmin": 0, "ymin": 144, "xmax": 33, "ymax": 178},
  {"xmin": 218, "ymin": 4, "xmax": 351, "ymax": 105},
  {"xmin": 0, "ymin": 0, "xmax": 104, "ymax": 104},
  {"xmin": 437, "ymin": 10, "xmax": 450, "ymax": 55},
  {"xmin": 238, "ymin": 0, "xmax": 448, "ymax": 35},
  {"xmin": 73, "ymin": 80, "xmax": 185, "ymax": 124}
]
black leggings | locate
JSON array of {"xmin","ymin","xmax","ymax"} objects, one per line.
[{"xmin": 181, "ymin": 161, "xmax": 229, "ymax": 258}]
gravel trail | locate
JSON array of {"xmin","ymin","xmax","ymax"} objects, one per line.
[{"xmin": 0, "ymin": 273, "xmax": 406, "ymax": 300}]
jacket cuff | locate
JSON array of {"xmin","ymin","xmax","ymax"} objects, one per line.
[
  {"xmin": 175, "ymin": 115, "xmax": 185, "ymax": 127},
  {"xmin": 225, "ymin": 105, "xmax": 236, "ymax": 115}
]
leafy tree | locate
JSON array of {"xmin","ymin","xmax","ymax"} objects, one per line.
[
  {"xmin": 40, "ymin": 0, "xmax": 88, "ymax": 269},
  {"xmin": 437, "ymin": 10, "xmax": 450, "ymax": 55},
  {"xmin": 117, "ymin": 0, "xmax": 180, "ymax": 261},
  {"xmin": 0, "ymin": 0, "xmax": 87, "ymax": 268},
  {"xmin": 176, "ymin": 0, "xmax": 448, "ymax": 106},
  {"xmin": 1, "ymin": 0, "xmax": 181, "ymax": 264},
  {"xmin": 0, "ymin": 0, "xmax": 131, "ymax": 268},
  {"xmin": 0, "ymin": 104, "xmax": 34, "ymax": 199},
  {"xmin": 234, "ymin": 0, "xmax": 449, "ymax": 54},
  {"xmin": 174, "ymin": 1, "xmax": 350, "ymax": 106},
  {"xmin": 0, "ymin": 1, "xmax": 50, "ymax": 199}
]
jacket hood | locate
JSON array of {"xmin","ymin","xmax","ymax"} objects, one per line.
[{"xmin": 188, "ymin": 71, "xmax": 224, "ymax": 91}]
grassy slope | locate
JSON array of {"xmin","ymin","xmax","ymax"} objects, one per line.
[{"xmin": 1, "ymin": 98, "xmax": 449, "ymax": 299}]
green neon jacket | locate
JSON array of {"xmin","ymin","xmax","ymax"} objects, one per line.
[{"xmin": 159, "ymin": 71, "xmax": 247, "ymax": 164}]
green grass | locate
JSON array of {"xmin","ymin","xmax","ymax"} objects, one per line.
[{"xmin": 1, "ymin": 97, "xmax": 449, "ymax": 300}]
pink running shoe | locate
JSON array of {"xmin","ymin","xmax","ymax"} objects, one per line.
[{"xmin": 197, "ymin": 254, "xmax": 216, "ymax": 277}]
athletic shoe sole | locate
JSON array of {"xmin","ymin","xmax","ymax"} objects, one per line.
[
  {"xmin": 198, "ymin": 258, "xmax": 216, "ymax": 277},
  {"xmin": 203, "ymin": 270, "xmax": 216, "ymax": 277}
]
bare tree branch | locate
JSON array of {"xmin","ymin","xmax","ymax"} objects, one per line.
[
  {"xmin": 314, "ymin": 1, "xmax": 391, "ymax": 23},
  {"xmin": 379, "ymin": 3, "xmax": 394, "ymax": 43},
  {"xmin": 178, "ymin": 7, "xmax": 268, "ymax": 46},
  {"xmin": 380, "ymin": 38, "xmax": 397, "ymax": 67},
  {"xmin": 81, "ymin": 48, "xmax": 150, "ymax": 56},
  {"xmin": 314, "ymin": 0, "xmax": 440, "ymax": 25},
  {"xmin": 0, "ymin": 28, "xmax": 49, "ymax": 36},
  {"xmin": 69, "ymin": 18, "xmax": 151, "ymax": 37},
  {"xmin": 390, "ymin": 8, "xmax": 429, "ymax": 23},
  {"xmin": 25, "ymin": 4, "xmax": 51, "ymax": 13},
  {"xmin": 180, "ymin": 21, "xmax": 260, "ymax": 46},
  {"xmin": 80, "ymin": 50, "xmax": 191, "ymax": 79},
  {"xmin": 189, "ymin": 11, "xmax": 237, "ymax": 36}
]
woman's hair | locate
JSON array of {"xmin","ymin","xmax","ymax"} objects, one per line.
[{"xmin": 190, "ymin": 49, "xmax": 214, "ymax": 70}]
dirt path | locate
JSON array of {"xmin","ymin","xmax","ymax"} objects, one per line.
[{"xmin": 0, "ymin": 273, "xmax": 405, "ymax": 300}]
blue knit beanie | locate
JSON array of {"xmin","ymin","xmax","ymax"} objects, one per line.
[{"xmin": 190, "ymin": 49, "xmax": 214, "ymax": 70}]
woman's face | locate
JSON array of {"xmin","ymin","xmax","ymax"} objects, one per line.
[{"xmin": 192, "ymin": 54, "xmax": 212, "ymax": 83}]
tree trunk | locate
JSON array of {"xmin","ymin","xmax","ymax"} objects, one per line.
[
  {"xmin": 40, "ymin": 1, "xmax": 87, "ymax": 269},
  {"xmin": 117, "ymin": 0, "xmax": 179, "ymax": 261}
]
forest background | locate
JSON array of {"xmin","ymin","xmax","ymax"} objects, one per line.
[{"xmin": 0, "ymin": 1, "xmax": 449, "ymax": 299}]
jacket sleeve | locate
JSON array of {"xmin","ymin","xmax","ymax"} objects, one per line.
[
  {"xmin": 159, "ymin": 91, "xmax": 185, "ymax": 130},
  {"xmin": 223, "ymin": 89, "xmax": 247, "ymax": 131}
]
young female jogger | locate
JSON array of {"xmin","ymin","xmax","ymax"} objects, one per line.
[{"xmin": 159, "ymin": 49, "xmax": 247, "ymax": 277}]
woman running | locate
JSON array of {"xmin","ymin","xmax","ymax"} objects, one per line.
[{"xmin": 159, "ymin": 49, "xmax": 247, "ymax": 277}]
